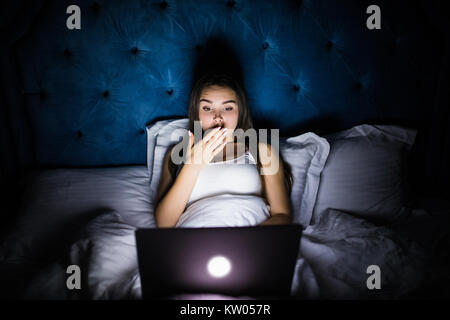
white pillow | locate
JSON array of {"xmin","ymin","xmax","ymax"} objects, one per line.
[
  {"xmin": 279, "ymin": 133, "xmax": 330, "ymax": 227},
  {"xmin": 69, "ymin": 211, "xmax": 141, "ymax": 300},
  {"xmin": 312, "ymin": 124, "xmax": 417, "ymax": 224},
  {"xmin": 146, "ymin": 118, "xmax": 190, "ymax": 206},
  {"xmin": 146, "ymin": 118, "xmax": 330, "ymax": 227},
  {"xmin": 0, "ymin": 166, "xmax": 153, "ymax": 263},
  {"xmin": 22, "ymin": 211, "xmax": 141, "ymax": 300}
]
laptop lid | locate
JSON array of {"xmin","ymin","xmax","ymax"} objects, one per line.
[{"xmin": 135, "ymin": 224, "xmax": 302, "ymax": 299}]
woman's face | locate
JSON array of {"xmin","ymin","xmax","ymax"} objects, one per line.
[{"xmin": 198, "ymin": 85, "xmax": 239, "ymax": 136}]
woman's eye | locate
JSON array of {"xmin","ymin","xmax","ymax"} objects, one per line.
[
  {"xmin": 225, "ymin": 106, "xmax": 234, "ymax": 111},
  {"xmin": 202, "ymin": 106, "xmax": 211, "ymax": 111}
]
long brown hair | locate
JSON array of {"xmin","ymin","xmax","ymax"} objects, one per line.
[{"xmin": 169, "ymin": 72, "xmax": 293, "ymax": 195}]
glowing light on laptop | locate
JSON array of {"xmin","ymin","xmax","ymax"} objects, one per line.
[{"xmin": 207, "ymin": 256, "xmax": 231, "ymax": 278}]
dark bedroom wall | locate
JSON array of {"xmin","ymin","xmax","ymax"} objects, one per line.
[
  {"xmin": 0, "ymin": 0, "xmax": 44, "ymax": 225},
  {"xmin": 0, "ymin": 78, "xmax": 18, "ymax": 224},
  {"xmin": 411, "ymin": 0, "xmax": 450, "ymax": 201}
]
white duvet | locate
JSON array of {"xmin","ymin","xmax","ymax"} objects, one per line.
[
  {"xmin": 2, "ymin": 167, "xmax": 448, "ymax": 299},
  {"xmin": 16, "ymin": 206, "xmax": 447, "ymax": 300},
  {"xmin": 175, "ymin": 194, "xmax": 271, "ymax": 228}
]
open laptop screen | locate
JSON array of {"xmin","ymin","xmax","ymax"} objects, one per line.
[{"xmin": 136, "ymin": 224, "xmax": 302, "ymax": 299}]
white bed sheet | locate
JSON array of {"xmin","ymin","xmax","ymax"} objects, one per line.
[
  {"xmin": 0, "ymin": 166, "xmax": 154, "ymax": 263},
  {"xmin": 16, "ymin": 207, "xmax": 450, "ymax": 300},
  {"xmin": 1, "ymin": 167, "xmax": 449, "ymax": 300}
]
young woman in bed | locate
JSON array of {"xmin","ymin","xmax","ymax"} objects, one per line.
[{"xmin": 155, "ymin": 73, "xmax": 293, "ymax": 228}]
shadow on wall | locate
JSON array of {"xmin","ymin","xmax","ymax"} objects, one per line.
[
  {"xmin": 170, "ymin": 36, "xmax": 342, "ymax": 138},
  {"xmin": 147, "ymin": 36, "xmax": 246, "ymax": 127},
  {"xmin": 191, "ymin": 36, "xmax": 245, "ymax": 87},
  {"xmin": 168, "ymin": 36, "xmax": 345, "ymax": 138}
]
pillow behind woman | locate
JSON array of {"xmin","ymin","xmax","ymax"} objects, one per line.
[
  {"xmin": 147, "ymin": 118, "xmax": 329, "ymax": 228},
  {"xmin": 312, "ymin": 124, "xmax": 417, "ymax": 225}
]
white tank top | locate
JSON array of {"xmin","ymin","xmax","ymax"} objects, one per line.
[{"xmin": 176, "ymin": 149, "xmax": 264, "ymax": 208}]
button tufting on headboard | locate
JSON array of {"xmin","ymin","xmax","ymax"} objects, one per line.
[
  {"xmin": 160, "ymin": 1, "xmax": 168, "ymax": 10},
  {"xmin": 63, "ymin": 49, "xmax": 71, "ymax": 58},
  {"xmin": 12, "ymin": 0, "xmax": 442, "ymax": 166},
  {"xmin": 227, "ymin": 0, "xmax": 236, "ymax": 8}
]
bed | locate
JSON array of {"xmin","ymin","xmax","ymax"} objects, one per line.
[
  {"xmin": 1, "ymin": 0, "xmax": 449, "ymax": 299},
  {"xmin": 1, "ymin": 120, "xmax": 449, "ymax": 300}
]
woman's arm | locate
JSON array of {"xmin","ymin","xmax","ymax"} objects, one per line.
[
  {"xmin": 258, "ymin": 142, "xmax": 292, "ymax": 225},
  {"xmin": 155, "ymin": 127, "xmax": 228, "ymax": 228},
  {"xmin": 155, "ymin": 149, "xmax": 204, "ymax": 228}
]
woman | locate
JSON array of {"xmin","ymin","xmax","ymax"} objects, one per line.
[{"xmin": 155, "ymin": 73, "xmax": 293, "ymax": 228}]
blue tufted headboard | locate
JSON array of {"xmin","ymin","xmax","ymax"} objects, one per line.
[{"xmin": 7, "ymin": 0, "xmax": 444, "ymax": 167}]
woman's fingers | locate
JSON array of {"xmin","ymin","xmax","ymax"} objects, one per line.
[
  {"xmin": 209, "ymin": 132, "xmax": 227, "ymax": 152},
  {"xmin": 206, "ymin": 128, "xmax": 227, "ymax": 147},
  {"xmin": 211, "ymin": 136, "xmax": 228, "ymax": 157},
  {"xmin": 188, "ymin": 130, "xmax": 194, "ymax": 146},
  {"xmin": 203, "ymin": 127, "xmax": 222, "ymax": 143},
  {"xmin": 188, "ymin": 127, "xmax": 229, "ymax": 164}
]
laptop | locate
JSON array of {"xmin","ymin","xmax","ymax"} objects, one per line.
[{"xmin": 135, "ymin": 224, "xmax": 302, "ymax": 299}]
